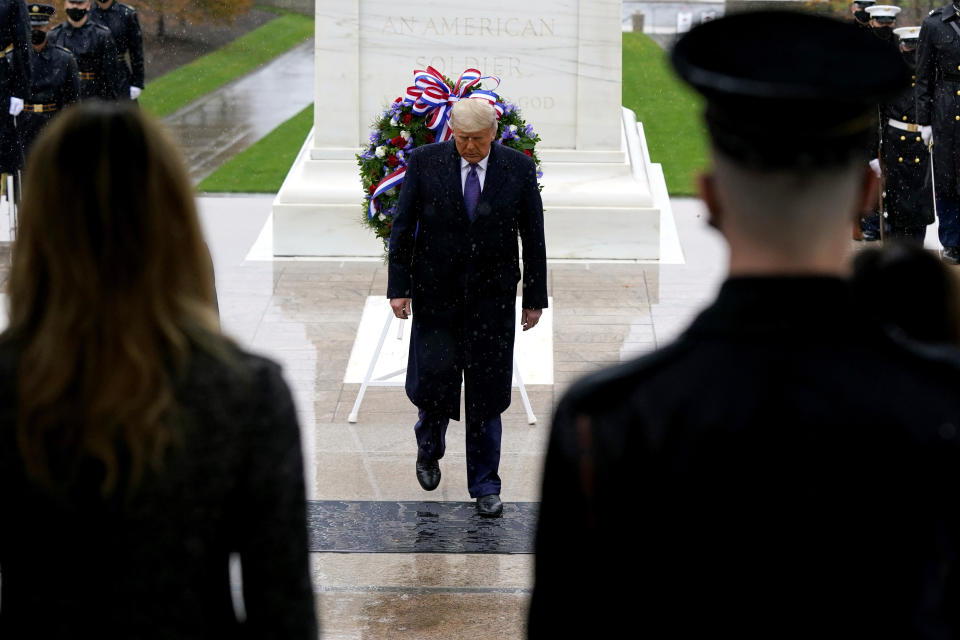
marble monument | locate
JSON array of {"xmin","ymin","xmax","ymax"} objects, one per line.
[{"xmin": 272, "ymin": 0, "xmax": 666, "ymax": 259}]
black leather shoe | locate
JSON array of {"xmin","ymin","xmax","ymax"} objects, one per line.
[
  {"xmin": 476, "ymin": 494, "xmax": 503, "ymax": 517},
  {"xmin": 943, "ymin": 246, "xmax": 960, "ymax": 265},
  {"xmin": 860, "ymin": 228, "xmax": 880, "ymax": 242},
  {"xmin": 415, "ymin": 458, "xmax": 441, "ymax": 491}
]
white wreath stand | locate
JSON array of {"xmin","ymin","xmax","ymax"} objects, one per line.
[{"xmin": 347, "ymin": 308, "xmax": 537, "ymax": 425}]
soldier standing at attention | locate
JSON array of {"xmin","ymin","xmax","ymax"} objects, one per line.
[
  {"xmin": 47, "ymin": 0, "xmax": 119, "ymax": 101},
  {"xmin": 0, "ymin": 0, "xmax": 30, "ymax": 176},
  {"xmin": 21, "ymin": 4, "xmax": 77, "ymax": 158},
  {"xmin": 874, "ymin": 26, "xmax": 934, "ymax": 243},
  {"xmin": 852, "ymin": 0, "xmax": 876, "ymax": 28},
  {"xmin": 916, "ymin": 0, "xmax": 960, "ymax": 263},
  {"xmin": 89, "ymin": 0, "xmax": 141, "ymax": 101}
]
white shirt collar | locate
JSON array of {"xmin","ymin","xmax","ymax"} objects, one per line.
[{"xmin": 460, "ymin": 150, "xmax": 491, "ymax": 172}]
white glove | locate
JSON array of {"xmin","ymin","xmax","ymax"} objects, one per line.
[
  {"xmin": 869, "ymin": 158, "xmax": 881, "ymax": 178},
  {"xmin": 130, "ymin": 86, "xmax": 142, "ymax": 100},
  {"xmin": 9, "ymin": 97, "xmax": 23, "ymax": 117},
  {"xmin": 921, "ymin": 125, "xmax": 933, "ymax": 146}
]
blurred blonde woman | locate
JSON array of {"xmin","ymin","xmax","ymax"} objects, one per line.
[{"xmin": 0, "ymin": 101, "xmax": 317, "ymax": 638}]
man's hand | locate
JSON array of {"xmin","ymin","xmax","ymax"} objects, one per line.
[
  {"xmin": 921, "ymin": 125, "xmax": 933, "ymax": 146},
  {"xmin": 521, "ymin": 308, "xmax": 542, "ymax": 331},
  {"xmin": 869, "ymin": 158, "xmax": 881, "ymax": 178},
  {"xmin": 8, "ymin": 97, "xmax": 22, "ymax": 117},
  {"xmin": 130, "ymin": 86, "xmax": 142, "ymax": 100},
  {"xmin": 390, "ymin": 297, "xmax": 412, "ymax": 319}
]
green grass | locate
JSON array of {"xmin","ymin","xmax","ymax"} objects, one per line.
[
  {"xmin": 622, "ymin": 32, "xmax": 708, "ymax": 197},
  {"xmin": 141, "ymin": 12, "xmax": 314, "ymax": 118},
  {"xmin": 196, "ymin": 31, "xmax": 706, "ymax": 196},
  {"xmin": 197, "ymin": 105, "xmax": 313, "ymax": 193}
]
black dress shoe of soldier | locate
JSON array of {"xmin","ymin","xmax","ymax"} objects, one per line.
[
  {"xmin": 943, "ymin": 246, "xmax": 960, "ymax": 265},
  {"xmin": 415, "ymin": 457, "xmax": 441, "ymax": 491},
  {"xmin": 476, "ymin": 494, "xmax": 503, "ymax": 517}
]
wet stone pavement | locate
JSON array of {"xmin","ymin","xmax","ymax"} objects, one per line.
[
  {"xmin": 164, "ymin": 41, "xmax": 314, "ymax": 183},
  {"xmin": 200, "ymin": 196, "xmax": 729, "ymax": 638}
]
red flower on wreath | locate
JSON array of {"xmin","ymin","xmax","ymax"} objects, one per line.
[
  {"xmin": 390, "ymin": 135, "xmax": 405, "ymax": 148},
  {"xmin": 524, "ymin": 149, "xmax": 533, "ymax": 157},
  {"xmin": 402, "ymin": 113, "xmax": 413, "ymax": 124},
  {"xmin": 425, "ymin": 133, "xmax": 435, "ymax": 143},
  {"xmin": 368, "ymin": 182, "xmax": 377, "ymax": 194},
  {"xmin": 387, "ymin": 155, "xmax": 399, "ymax": 167}
]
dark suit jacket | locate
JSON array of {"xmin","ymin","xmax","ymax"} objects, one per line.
[
  {"xmin": 0, "ymin": 340, "xmax": 317, "ymax": 638},
  {"xmin": 530, "ymin": 277, "xmax": 960, "ymax": 639},
  {"xmin": 387, "ymin": 140, "xmax": 547, "ymax": 420}
]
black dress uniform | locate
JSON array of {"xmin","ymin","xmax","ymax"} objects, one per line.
[
  {"xmin": 89, "ymin": 0, "xmax": 142, "ymax": 99},
  {"xmin": 0, "ymin": 0, "xmax": 31, "ymax": 173},
  {"xmin": 879, "ymin": 27, "xmax": 934, "ymax": 241},
  {"xmin": 21, "ymin": 5, "xmax": 78, "ymax": 158},
  {"xmin": 916, "ymin": 4, "xmax": 960, "ymax": 257},
  {"xmin": 47, "ymin": 16, "xmax": 119, "ymax": 101},
  {"xmin": 530, "ymin": 12, "xmax": 960, "ymax": 639}
]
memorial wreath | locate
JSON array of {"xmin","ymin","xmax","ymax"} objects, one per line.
[{"xmin": 357, "ymin": 67, "xmax": 543, "ymax": 252}]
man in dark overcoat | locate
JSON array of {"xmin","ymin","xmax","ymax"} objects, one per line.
[
  {"xmin": 916, "ymin": 1, "xmax": 960, "ymax": 262},
  {"xmin": 47, "ymin": 0, "xmax": 119, "ymax": 101},
  {"xmin": 387, "ymin": 98, "xmax": 547, "ymax": 518},
  {"xmin": 530, "ymin": 11, "xmax": 960, "ymax": 638},
  {"xmin": 89, "ymin": 0, "xmax": 142, "ymax": 101}
]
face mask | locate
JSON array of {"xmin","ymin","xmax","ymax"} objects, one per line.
[
  {"xmin": 65, "ymin": 7, "xmax": 88, "ymax": 22},
  {"xmin": 855, "ymin": 9, "xmax": 870, "ymax": 22},
  {"xmin": 874, "ymin": 25, "xmax": 893, "ymax": 40},
  {"xmin": 30, "ymin": 29, "xmax": 46, "ymax": 45}
]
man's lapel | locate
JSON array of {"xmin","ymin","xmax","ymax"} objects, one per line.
[{"xmin": 439, "ymin": 141, "xmax": 466, "ymax": 217}]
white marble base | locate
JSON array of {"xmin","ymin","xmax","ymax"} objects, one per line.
[{"xmin": 272, "ymin": 108, "xmax": 665, "ymax": 259}]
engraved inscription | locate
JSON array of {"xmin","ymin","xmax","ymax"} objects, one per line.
[{"xmin": 383, "ymin": 16, "xmax": 556, "ymax": 38}]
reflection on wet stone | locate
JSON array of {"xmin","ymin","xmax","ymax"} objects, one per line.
[{"xmin": 308, "ymin": 501, "xmax": 538, "ymax": 553}]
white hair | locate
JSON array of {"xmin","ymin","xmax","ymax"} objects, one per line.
[{"xmin": 449, "ymin": 99, "xmax": 498, "ymax": 134}]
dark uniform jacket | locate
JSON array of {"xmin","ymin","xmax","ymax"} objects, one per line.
[
  {"xmin": 0, "ymin": 341, "xmax": 318, "ymax": 638},
  {"xmin": 89, "ymin": 1, "xmax": 143, "ymax": 93},
  {"xmin": 0, "ymin": 0, "xmax": 31, "ymax": 172},
  {"xmin": 530, "ymin": 277, "xmax": 960, "ymax": 639},
  {"xmin": 881, "ymin": 64, "xmax": 935, "ymax": 229},
  {"xmin": 917, "ymin": 5, "xmax": 960, "ymax": 196},
  {"xmin": 387, "ymin": 140, "xmax": 548, "ymax": 420},
  {"xmin": 20, "ymin": 43, "xmax": 78, "ymax": 157},
  {"xmin": 47, "ymin": 20, "xmax": 119, "ymax": 101}
]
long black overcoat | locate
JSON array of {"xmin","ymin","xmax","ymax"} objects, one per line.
[
  {"xmin": 0, "ymin": 0, "xmax": 30, "ymax": 173},
  {"xmin": 530, "ymin": 277, "xmax": 960, "ymax": 639},
  {"xmin": 387, "ymin": 140, "xmax": 547, "ymax": 421},
  {"xmin": 917, "ymin": 5, "xmax": 960, "ymax": 196}
]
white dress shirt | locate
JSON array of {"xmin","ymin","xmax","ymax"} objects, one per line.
[{"xmin": 460, "ymin": 153, "xmax": 490, "ymax": 194}]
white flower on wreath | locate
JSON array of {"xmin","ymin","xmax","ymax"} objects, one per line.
[
  {"xmin": 375, "ymin": 146, "xmax": 386, "ymax": 158},
  {"xmin": 508, "ymin": 124, "xmax": 517, "ymax": 133},
  {"xmin": 401, "ymin": 130, "xmax": 412, "ymax": 142}
]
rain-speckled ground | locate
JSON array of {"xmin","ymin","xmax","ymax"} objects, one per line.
[{"xmin": 163, "ymin": 41, "xmax": 314, "ymax": 182}]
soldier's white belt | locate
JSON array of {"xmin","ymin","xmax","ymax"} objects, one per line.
[{"xmin": 887, "ymin": 119, "xmax": 921, "ymax": 132}]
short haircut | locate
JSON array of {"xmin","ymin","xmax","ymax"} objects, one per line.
[
  {"xmin": 711, "ymin": 147, "xmax": 863, "ymax": 256},
  {"xmin": 449, "ymin": 99, "xmax": 497, "ymax": 134}
]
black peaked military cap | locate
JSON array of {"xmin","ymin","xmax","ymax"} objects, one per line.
[
  {"xmin": 28, "ymin": 4, "xmax": 55, "ymax": 25},
  {"xmin": 671, "ymin": 11, "xmax": 911, "ymax": 169}
]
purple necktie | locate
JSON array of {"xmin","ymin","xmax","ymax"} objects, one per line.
[{"xmin": 464, "ymin": 163, "xmax": 480, "ymax": 222}]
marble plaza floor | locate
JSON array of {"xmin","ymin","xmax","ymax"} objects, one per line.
[{"xmin": 199, "ymin": 195, "xmax": 729, "ymax": 639}]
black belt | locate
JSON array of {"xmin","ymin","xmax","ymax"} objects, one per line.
[{"xmin": 23, "ymin": 103, "xmax": 57, "ymax": 114}]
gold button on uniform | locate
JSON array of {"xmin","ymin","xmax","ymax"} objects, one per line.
[
  {"xmin": 917, "ymin": 136, "xmax": 922, "ymax": 142},
  {"xmin": 956, "ymin": 115, "xmax": 959, "ymax": 120},
  {"xmin": 915, "ymin": 158, "xmax": 921, "ymax": 163},
  {"xmin": 901, "ymin": 135, "xmax": 906, "ymax": 140},
  {"xmin": 903, "ymin": 116, "xmax": 909, "ymax": 121},
  {"xmin": 898, "ymin": 157, "xmax": 904, "ymax": 162}
]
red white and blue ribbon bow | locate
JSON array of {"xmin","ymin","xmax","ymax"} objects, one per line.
[{"xmin": 403, "ymin": 67, "xmax": 504, "ymax": 142}]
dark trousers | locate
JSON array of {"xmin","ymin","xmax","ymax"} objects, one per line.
[
  {"xmin": 935, "ymin": 192, "xmax": 960, "ymax": 248},
  {"xmin": 415, "ymin": 408, "xmax": 502, "ymax": 498}
]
